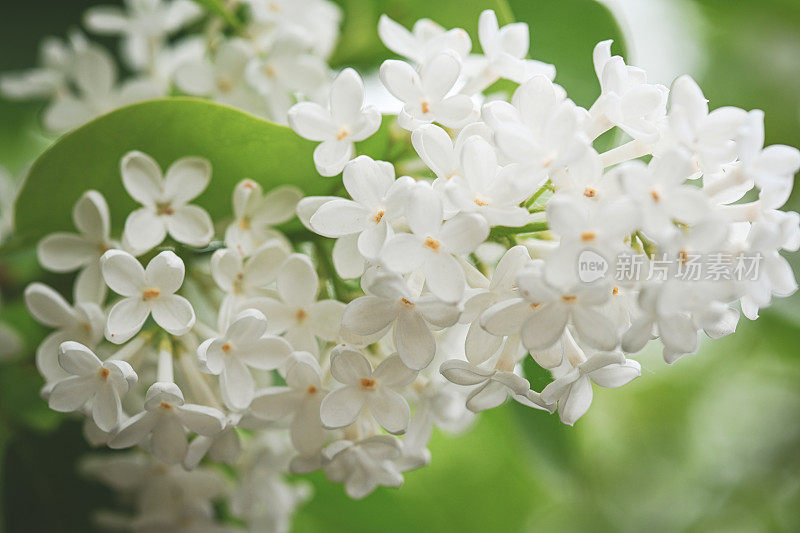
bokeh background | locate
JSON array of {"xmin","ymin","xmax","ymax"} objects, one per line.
[{"xmin": 1, "ymin": 0, "xmax": 799, "ymax": 531}]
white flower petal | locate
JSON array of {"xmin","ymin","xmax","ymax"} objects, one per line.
[{"xmin": 150, "ymin": 294, "xmax": 195, "ymax": 336}]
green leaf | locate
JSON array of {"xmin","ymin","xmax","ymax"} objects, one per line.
[{"xmin": 13, "ymin": 98, "xmax": 331, "ymax": 248}]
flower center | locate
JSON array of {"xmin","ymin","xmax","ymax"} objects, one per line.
[
  {"xmin": 421, "ymin": 101, "xmax": 431, "ymax": 114},
  {"xmin": 561, "ymin": 295, "xmax": 577, "ymax": 303},
  {"xmin": 155, "ymin": 202, "xmax": 174, "ymax": 216},
  {"xmin": 295, "ymin": 309, "xmax": 308, "ymax": 322},
  {"xmin": 159, "ymin": 402, "xmax": 172, "ymax": 409},
  {"xmin": 678, "ymin": 250, "xmax": 688, "ymax": 263},
  {"xmin": 99, "ymin": 367, "xmax": 110, "ymax": 380},
  {"xmin": 307, "ymin": 385, "xmax": 317, "ymax": 394},
  {"xmin": 371, "ymin": 209, "xmax": 385, "ymax": 223},
  {"xmin": 263, "ymin": 64, "xmax": 276, "ymax": 78},
  {"xmin": 650, "ymin": 190, "xmax": 660, "ymax": 202},
  {"xmin": 238, "ymin": 217, "xmax": 251, "ymax": 229},
  {"xmin": 612, "ymin": 286, "xmax": 620, "ymax": 295},
  {"xmin": 474, "ymin": 197, "xmax": 488, "ymax": 207},
  {"xmin": 400, "ymin": 297, "xmax": 414, "ymax": 308},
  {"xmin": 216, "ymin": 77, "xmax": 233, "ymax": 93},
  {"xmin": 360, "ymin": 378, "xmax": 376, "ymax": 390},
  {"xmin": 584, "ymin": 187, "xmax": 597, "ymax": 198},
  {"xmin": 581, "ymin": 231, "xmax": 596, "ymax": 242},
  {"xmin": 336, "ymin": 127, "xmax": 350, "ymax": 140},
  {"xmin": 222, "ymin": 342, "xmax": 233, "ymax": 353},
  {"xmin": 142, "ymin": 288, "xmax": 160, "ymax": 301},
  {"xmin": 424, "ymin": 237, "xmax": 440, "ymax": 251},
  {"xmin": 530, "ymin": 302, "xmax": 541, "ymax": 310}
]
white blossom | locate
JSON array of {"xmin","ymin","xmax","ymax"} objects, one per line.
[{"xmin": 102, "ymin": 250, "xmax": 196, "ymax": 343}]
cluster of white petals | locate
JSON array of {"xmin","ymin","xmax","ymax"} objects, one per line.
[{"xmin": 7, "ymin": 4, "xmax": 798, "ymax": 532}]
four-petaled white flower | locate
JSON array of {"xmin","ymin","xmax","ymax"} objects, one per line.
[
  {"xmin": 439, "ymin": 358, "xmax": 548, "ymax": 413},
  {"xmin": 37, "ymin": 190, "xmax": 115, "ymax": 304},
  {"xmin": 110, "ymin": 381, "xmax": 226, "ymax": 464},
  {"xmin": 102, "ymin": 250, "xmax": 196, "ymax": 344},
  {"xmin": 120, "ymin": 150, "xmax": 214, "ymax": 253},
  {"xmin": 460, "ymin": 9, "xmax": 555, "ymax": 95},
  {"xmin": 210, "ymin": 243, "xmax": 288, "ymax": 331},
  {"xmin": 381, "ymin": 184, "xmax": 489, "ymax": 303},
  {"xmin": 309, "ymin": 155, "xmax": 414, "ymax": 278},
  {"xmin": 380, "ymin": 50, "xmax": 474, "ymax": 131},
  {"xmin": 378, "ymin": 14, "xmax": 471, "ymax": 65},
  {"xmin": 250, "ymin": 352, "xmax": 328, "ymax": 456},
  {"xmin": 49, "ymin": 341, "xmax": 137, "ymax": 432},
  {"xmin": 84, "ymin": 0, "xmax": 202, "ymax": 70},
  {"xmin": 197, "ymin": 309, "xmax": 293, "ymax": 411},
  {"xmin": 482, "ymin": 264, "xmax": 618, "ymax": 352},
  {"xmin": 248, "ymin": 254, "xmax": 345, "ymax": 355},
  {"xmin": 541, "ymin": 351, "xmax": 641, "ymax": 426},
  {"xmin": 320, "ymin": 346, "xmax": 417, "ymax": 434},
  {"xmin": 341, "ymin": 273, "xmax": 459, "ymax": 370},
  {"xmin": 322, "ymin": 435, "xmax": 404, "ymax": 499},
  {"xmin": 225, "ymin": 179, "xmax": 301, "ymax": 256},
  {"xmin": 24, "ymin": 282, "xmax": 105, "ymax": 383},
  {"xmin": 288, "ymin": 68, "xmax": 381, "ymax": 176}
]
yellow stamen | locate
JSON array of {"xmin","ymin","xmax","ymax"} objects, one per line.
[
  {"xmin": 372, "ymin": 209, "xmax": 385, "ymax": 223},
  {"xmin": 424, "ymin": 237, "xmax": 440, "ymax": 251},
  {"xmin": 561, "ymin": 295, "xmax": 577, "ymax": 303},
  {"xmin": 100, "ymin": 367, "xmax": 110, "ymax": 379},
  {"xmin": 421, "ymin": 101, "xmax": 431, "ymax": 114},
  {"xmin": 295, "ymin": 309, "xmax": 308, "ymax": 322},
  {"xmin": 360, "ymin": 378, "xmax": 376, "ymax": 389},
  {"xmin": 584, "ymin": 187, "xmax": 597, "ymax": 198},
  {"xmin": 142, "ymin": 288, "xmax": 160, "ymax": 301},
  {"xmin": 581, "ymin": 231, "xmax": 596, "ymax": 242}
]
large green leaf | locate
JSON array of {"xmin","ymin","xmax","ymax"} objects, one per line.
[{"xmin": 12, "ymin": 98, "xmax": 330, "ymax": 248}]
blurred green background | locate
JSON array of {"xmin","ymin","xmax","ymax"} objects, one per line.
[{"xmin": 1, "ymin": 0, "xmax": 799, "ymax": 531}]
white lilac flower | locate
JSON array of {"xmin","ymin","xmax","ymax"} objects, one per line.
[
  {"xmin": 84, "ymin": 0, "xmax": 202, "ymax": 71},
  {"xmin": 245, "ymin": 34, "xmax": 329, "ymax": 122},
  {"xmin": 589, "ymin": 40, "xmax": 668, "ymax": 143},
  {"xmin": 0, "ymin": 33, "xmax": 83, "ymax": 100},
  {"xmin": 482, "ymin": 263, "xmax": 618, "ymax": 352},
  {"xmin": 320, "ymin": 346, "xmax": 417, "ymax": 434},
  {"xmin": 381, "ymin": 184, "xmax": 489, "ymax": 303},
  {"xmin": 378, "ymin": 14, "xmax": 471, "ymax": 65},
  {"xmin": 341, "ymin": 273, "xmax": 460, "ymax": 370},
  {"xmin": 248, "ymin": 254, "xmax": 344, "ymax": 355},
  {"xmin": 37, "ymin": 190, "xmax": 115, "ymax": 304},
  {"xmin": 439, "ymin": 358, "xmax": 546, "ymax": 413},
  {"xmin": 48, "ymin": 341, "xmax": 137, "ymax": 432},
  {"xmin": 460, "ymin": 9, "xmax": 556, "ymax": 95},
  {"xmin": 543, "ymin": 192, "xmax": 638, "ymax": 287},
  {"xmin": 250, "ymin": 352, "xmax": 328, "ymax": 456},
  {"xmin": 666, "ymin": 75, "xmax": 747, "ymax": 176},
  {"xmin": 738, "ymin": 220, "xmax": 798, "ymax": 320},
  {"xmin": 542, "ymin": 350, "xmax": 640, "ymax": 426},
  {"xmin": 110, "ymin": 381, "xmax": 226, "ymax": 464},
  {"xmin": 43, "ymin": 44, "xmax": 162, "ymax": 133},
  {"xmin": 120, "ymin": 150, "xmax": 214, "ymax": 253},
  {"xmin": 308, "ymin": 155, "xmax": 414, "ymax": 278},
  {"xmin": 210, "ymin": 243, "xmax": 288, "ymax": 330},
  {"xmin": 183, "ymin": 414, "xmax": 243, "ymax": 470},
  {"xmin": 102, "ymin": 250, "xmax": 196, "ymax": 343},
  {"xmin": 737, "ymin": 110, "xmax": 800, "ymax": 210},
  {"xmin": 225, "ymin": 179, "xmax": 301, "ymax": 256},
  {"xmin": 444, "ymin": 135, "xmax": 532, "ymax": 227},
  {"xmin": 461, "ymin": 245, "xmax": 532, "ymax": 365},
  {"xmin": 617, "ymin": 148, "xmax": 709, "ymax": 241},
  {"xmin": 380, "ymin": 50, "xmax": 474, "ymax": 131},
  {"xmin": 288, "ymin": 68, "xmax": 381, "ymax": 176},
  {"xmin": 24, "ymin": 283, "xmax": 105, "ymax": 383},
  {"xmin": 174, "ymin": 38, "xmax": 268, "ymax": 116},
  {"xmin": 483, "ymin": 75, "xmax": 588, "ymax": 176},
  {"xmin": 197, "ymin": 309, "xmax": 293, "ymax": 411},
  {"xmin": 322, "ymin": 435, "xmax": 404, "ymax": 499}
]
